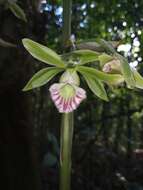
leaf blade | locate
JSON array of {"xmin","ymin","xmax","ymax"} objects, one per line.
[{"xmin": 22, "ymin": 38, "xmax": 65, "ymax": 68}]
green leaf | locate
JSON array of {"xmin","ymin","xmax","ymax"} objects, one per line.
[
  {"xmin": 22, "ymin": 38, "xmax": 65, "ymax": 68},
  {"xmin": 77, "ymin": 66, "xmax": 124, "ymax": 85},
  {"xmin": 0, "ymin": 38, "xmax": 16, "ymax": 48},
  {"xmin": 82, "ymin": 73, "xmax": 108, "ymax": 101},
  {"xmin": 133, "ymin": 69, "xmax": 143, "ymax": 89},
  {"xmin": 72, "ymin": 49, "xmax": 100, "ymax": 65},
  {"xmin": 8, "ymin": 1, "xmax": 27, "ymax": 22},
  {"xmin": 23, "ymin": 67, "xmax": 63, "ymax": 91},
  {"xmin": 116, "ymin": 53, "xmax": 135, "ymax": 87}
]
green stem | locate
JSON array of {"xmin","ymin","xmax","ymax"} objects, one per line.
[
  {"xmin": 62, "ymin": 0, "xmax": 72, "ymax": 47},
  {"xmin": 60, "ymin": 1, "xmax": 73, "ymax": 190},
  {"xmin": 60, "ymin": 112, "xmax": 74, "ymax": 190}
]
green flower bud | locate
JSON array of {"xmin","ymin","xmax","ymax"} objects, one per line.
[{"xmin": 102, "ymin": 59, "xmax": 121, "ymax": 74}]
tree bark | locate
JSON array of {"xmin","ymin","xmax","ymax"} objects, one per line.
[{"xmin": 0, "ymin": 1, "xmax": 43, "ymax": 190}]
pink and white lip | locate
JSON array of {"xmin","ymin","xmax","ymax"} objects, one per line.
[{"xmin": 49, "ymin": 83, "xmax": 86, "ymax": 113}]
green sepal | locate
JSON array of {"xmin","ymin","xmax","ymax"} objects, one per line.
[
  {"xmin": 7, "ymin": 1, "xmax": 27, "ymax": 22},
  {"xmin": 76, "ymin": 41, "xmax": 104, "ymax": 52},
  {"xmin": 72, "ymin": 49, "xmax": 100, "ymax": 65},
  {"xmin": 76, "ymin": 40, "xmax": 119, "ymax": 52},
  {"xmin": 22, "ymin": 38, "xmax": 65, "ymax": 68},
  {"xmin": 98, "ymin": 53, "xmax": 114, "ymax": 67},
  {"xmin": 77, "ymin": 66, "xmax": 124, "ymax": 85},
  {"xmin": 116, "ymin": 53, "xmax": 135, "ymax": 87},
  {"xmin": 23, "ymin": 67, "xmax": 63, "ymax": 91},
  {"xmin": 82, "ymin": 72, "xmax": 109, "ymax": 101},
  {"xmin": 133, "ymin": 69, "xmax": 143, "ymax": 89},
  {"xmin": 99, "ymin": 39, "xmax": 116, "ymax": 54}
]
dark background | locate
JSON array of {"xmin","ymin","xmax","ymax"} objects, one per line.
[{"xmin": 1, "ymin": 0, "xmax": 143, "ymax": 190}]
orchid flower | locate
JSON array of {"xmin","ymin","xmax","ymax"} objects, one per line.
[{"xmin": 49, "ymin": 70, "xmax": 86, "ymax": 113}]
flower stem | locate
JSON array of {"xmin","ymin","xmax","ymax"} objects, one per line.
[
  {"xmin": 60, "ymin": 112, "xmax": 74, "ymax": 190},
  {"xmin": 62, "ymin": 0, "xmax": 72, "ymax": 48},
  {"xmin": 60, "ymin": 0, "xmax": 73, "ymax": 190}
]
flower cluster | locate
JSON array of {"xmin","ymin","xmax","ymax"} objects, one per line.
[{"xmin": 22, "ymin": 38, "xmax": 143, "ymax": 113}]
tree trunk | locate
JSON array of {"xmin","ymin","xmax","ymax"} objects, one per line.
[{"xmin": 0, "ymin": 1, "xmax": 43, "ymax": 189}]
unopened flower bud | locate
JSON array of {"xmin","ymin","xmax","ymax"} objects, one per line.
[{"xmin": 102, "ymin": 59, "xmax": 121, "ymax": 74}]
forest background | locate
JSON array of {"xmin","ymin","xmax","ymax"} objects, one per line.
[{"xmin": 0, "ymin": 0, "xmax": 143, "ymax": 190}]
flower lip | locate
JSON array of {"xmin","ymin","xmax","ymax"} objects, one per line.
[{"xmin": 49, "ymin": 83, "xmax": 86, "ymax": 113}]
